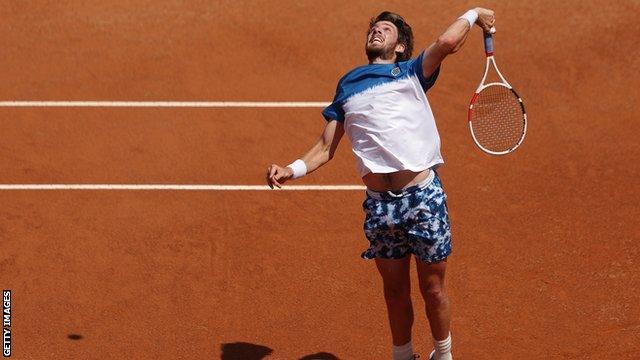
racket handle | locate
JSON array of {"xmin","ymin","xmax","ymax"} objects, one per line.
[{"xmin": 483, "ymin": 32, "xmax": 494, "ymax": 57}]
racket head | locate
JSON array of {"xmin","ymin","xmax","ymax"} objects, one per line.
[{"xmin": 468, "ymin": 83, "xmax": 527, "ymax": 155}]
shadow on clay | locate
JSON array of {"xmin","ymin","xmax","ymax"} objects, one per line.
[{"xmin": 220, "ymin": 342, "xmax": 339, "ymax": 360}]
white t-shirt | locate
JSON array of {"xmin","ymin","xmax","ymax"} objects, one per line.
[{"xmin": 322, "ymin": 51, "xmax": 444, "ymax": 177}]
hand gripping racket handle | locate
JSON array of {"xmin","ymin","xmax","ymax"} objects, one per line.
[{"xmin": 484, "ymin": 31, "xmax": 494, "ymax": 57}]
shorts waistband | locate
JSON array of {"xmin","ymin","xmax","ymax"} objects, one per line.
[{"xmin": 366, "ymin": 170, "xmax": 435, "ymax": 201}]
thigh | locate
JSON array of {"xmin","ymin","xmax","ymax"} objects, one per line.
[
  {"xmin": 375, "ymin": 256, "xmax": 412, "ymax": 291},
  {"xmin": 415, "ymin": 257, "xmax": 447, "ymax": 291}
]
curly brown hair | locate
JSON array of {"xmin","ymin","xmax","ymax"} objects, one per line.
[{"xmin": 369, "ymin": 11, "xmax": 414, "ymax": 62}]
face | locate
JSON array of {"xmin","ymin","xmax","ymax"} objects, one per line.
[{"xmin": 365, "ymin": 20, "xmax": 405, "ymax": 61}]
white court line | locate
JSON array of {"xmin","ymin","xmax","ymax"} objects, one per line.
[
  {"xmin": 0, "ymin": 102, "xmax": 342, "ymax": 190},
  {"xmin": 0, "ymin": 184, "xmax": 366, "ymax": 191},
  {"xmin": 0, "ymin": 101, "xmax": 330, "ymax": 108}
]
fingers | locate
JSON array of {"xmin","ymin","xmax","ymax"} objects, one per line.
[
  {"xmin": 266, "ymin": 165, "xmax": 276, "ymax": 189},
  {"xmin": 266, "ymin": 164, "xmax": 295, "ymax": 189},
  {"xmin": 477, "ymin": 8, "xmax": 496, "ymax": 33},
  {"xmin": 266, "ymin": 164, "xmax": 283, "ymax": 189},
  {"xmin": 268, "ymin": 165, "xmax": 278, "ymax": 179},
  {"xmin": 482, "ymin": 20, "xmax": 496, "ymax": 34},
  {"xmin": 482, "ymin": 24, "xmax": 495, "ymax": 33},
  {"xmin": 271, "ymin": 177, "xmax": 282, "ymax": 189}
]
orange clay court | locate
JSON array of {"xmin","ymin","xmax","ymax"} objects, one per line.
[{"xmin": 0, "ymin": 1, "xmax": 639, "ymax": 359}]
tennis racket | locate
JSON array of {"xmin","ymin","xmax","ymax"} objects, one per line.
[{"xmin": 468, "ymin": 31, "xmax": 527, "ymax": 155}]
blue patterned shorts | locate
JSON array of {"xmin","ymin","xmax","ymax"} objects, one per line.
[{"xmin": 361, "ymin": 172, "xmax": 452, "ymax": 263}]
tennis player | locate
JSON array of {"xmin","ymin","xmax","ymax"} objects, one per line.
[{"xmin": 267, "ymin": 8, "xmax": 495, "ymax": 360}]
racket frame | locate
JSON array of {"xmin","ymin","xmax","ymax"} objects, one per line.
[{"xmin": 468, "ymin": 33, "xmax": 527, "ymax": 155}]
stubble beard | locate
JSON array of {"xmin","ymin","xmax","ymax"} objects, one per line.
[{"xmin": 366, "ymin": 43, "xmax": 397, "ymax": 62}]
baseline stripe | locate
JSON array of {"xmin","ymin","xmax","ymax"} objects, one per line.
[
  {"xmin": 0, "ymin": 101, "xmax": 330, "ymax": 108},
  {"xmin": 0, "ymin": 184, "xmax": 366, "ymax": 191}
]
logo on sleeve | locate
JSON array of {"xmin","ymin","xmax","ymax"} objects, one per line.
[{"xmin": 391, "ymin": 67, "xmax": 401, "ymax": 77}]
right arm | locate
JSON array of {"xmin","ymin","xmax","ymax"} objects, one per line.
[
  {"xmin": 266, "ymin": 119, "xmax": 344, "ymax": 189},
  {"xmin": 420, "ymin": 7, "xmax": 495, "ymax": 80}
]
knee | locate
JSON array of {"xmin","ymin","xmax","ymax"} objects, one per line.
[
  {"xmin": 420, "ymin": 283, "xmax": 448, "ymax": 307},
  {"xmin": 383, "ymin": 284, "xmax": 411, "ymax": 305}
]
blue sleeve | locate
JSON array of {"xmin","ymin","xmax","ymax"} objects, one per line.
[
  {"xmin": 407, "ymin": 51, "xmax": 440, "ymax": 92},
  {"xmin": 322, "ymin": 83, "xmax": 345, "ymax": 122},
  {"xmin": 322, "ymin": 101, "xmax": 344, "ymax": 122}
]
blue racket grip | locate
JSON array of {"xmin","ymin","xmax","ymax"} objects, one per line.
[{"xmin": 484, "ymin": 32, "xmax": 494, "ymax": 56}]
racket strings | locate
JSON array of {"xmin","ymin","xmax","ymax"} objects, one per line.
[{"xmin": 471, "ymin": 85, "xmax": 525, "ymax": 153}]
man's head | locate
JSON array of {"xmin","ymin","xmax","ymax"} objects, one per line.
[{"xmin": 365, "ymin": 11, "xmax": 414, "ymax": 63}]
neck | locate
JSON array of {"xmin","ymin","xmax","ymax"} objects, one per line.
[
  {"xmin": 369, "ymin": 57, "xmax": 396, "ymax": 64},
  {"xmin": 368, "ymin": 50, "xmax": 397, "ymax": 64}
]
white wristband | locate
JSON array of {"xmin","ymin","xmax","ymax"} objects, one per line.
[
  {"xmin": 458, "ymin": 9, "xmax": 479, "ymax": 28},
  {"xmin": 287, "ymin": 159, "xmax": 307, "ymax": 179}
]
